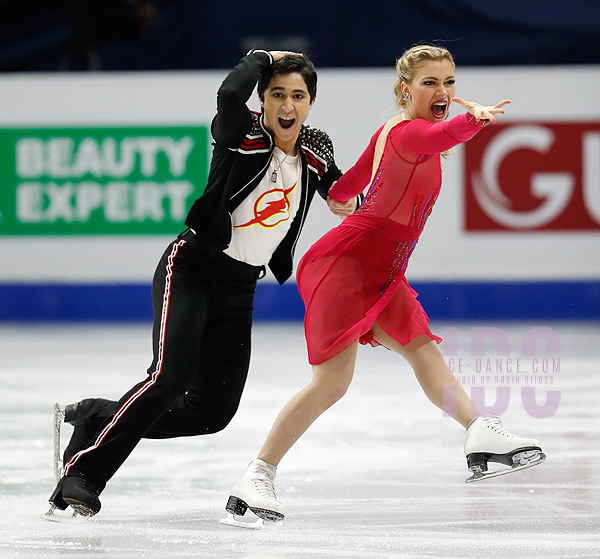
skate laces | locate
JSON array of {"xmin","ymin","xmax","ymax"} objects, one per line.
[
  {"xmin": 483, "ymin": 417, "xmax": 515, "ymax": 438},
  {"xmin": 250, "ymin": 461, "xmax": 278, "ymax": 500}
]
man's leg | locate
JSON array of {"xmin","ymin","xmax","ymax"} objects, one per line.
[
  {"xmin": 52, "ymin": 240, "xmax": 207, "ymax": 514},
  {"xmin": 62, "ymin": 399, "xmax": 118, "ymax": 464},
  {"xmin": 143, "ymin": 251, "xmax": 260, "ymax": 438},
  {"xmin": 59, "ymin": 252, "xmax": 258, "ymax": 453}
]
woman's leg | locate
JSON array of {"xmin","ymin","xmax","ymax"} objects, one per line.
[
  {"xmin": 258, "ymin": 341, "xmax": 359, "ymax": 466},
  {"xmin": 370, "ymin": 323, "xmax": 480, "ymax": 428}
]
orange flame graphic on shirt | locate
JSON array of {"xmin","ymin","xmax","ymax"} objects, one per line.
[{"xmin": 235, "ymin": 182, "xmax": 298, "ymax": 228}]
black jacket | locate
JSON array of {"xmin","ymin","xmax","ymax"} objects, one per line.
[{"xmin": 185, "ymin": 50, "xmax": 343, "ymax": 284}]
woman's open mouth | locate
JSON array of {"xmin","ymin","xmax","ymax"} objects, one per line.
[{"xmin": 431, "ymin": 101, "xmax": 448, "ymax": 119}]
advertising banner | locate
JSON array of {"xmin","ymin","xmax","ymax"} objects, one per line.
[
  {"xmin": 0, "ymin": 126, "xmax": 209, "ymax": 235},
  {"xmin": 464, "ymin": 122, "xmax": 600, "ymax": 231}
]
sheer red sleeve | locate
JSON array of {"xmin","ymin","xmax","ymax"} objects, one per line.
[
  {"xmin": 328, "ymin": 125, "xmax": 384, "ymax": 203},
  {"xmin": 390, "ymin": 113, "xmax": 487, "ymax": 156}
]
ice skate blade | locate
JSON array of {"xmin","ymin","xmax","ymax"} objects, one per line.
[
  {"xmin": 220, "ymin": 512, "xmax": 264, "ymax": 530},
  {"xmin": 465, "ymin": 451, "xmax": 546, "ymax": 483},
  {"xmin": 219, "ymin": 512, "xmax": 283, "ymax": 530},
  {"xmin": 41, "ymin": 505, "xmax": 90, "ymax": 523},
  {"xmin": 225, "ymin": 495, "xmax": 284, "ymax": 523},
  {"xmin": 52, "ymin": 403, "xmax": 65, "ymax": 484}
]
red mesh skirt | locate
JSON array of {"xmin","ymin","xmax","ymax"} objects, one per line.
[{"xmin": 297, "ymin": 214, "xmax": 441, "ymax": 365}]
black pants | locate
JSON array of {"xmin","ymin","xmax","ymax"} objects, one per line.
[{"xmin": 64, "ymin": 232, "xmax": 264, "ymax": 490}]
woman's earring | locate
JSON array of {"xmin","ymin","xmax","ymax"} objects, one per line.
[{"xmin": 403, "ymin": 92, "xmax": 411, "ymax": 101}]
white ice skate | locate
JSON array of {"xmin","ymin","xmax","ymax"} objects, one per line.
[
  {"xmin": 464, "ymin": 417, "xmax": 546, "ymax": 483},
  {"xmin": 221, "ymin": 459, "xmax": 285, "ymax": 529}
]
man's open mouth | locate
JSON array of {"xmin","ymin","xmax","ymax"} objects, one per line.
[{"xmin": 279, "ymin": 116, "xmax": 295, "ymax": 129}]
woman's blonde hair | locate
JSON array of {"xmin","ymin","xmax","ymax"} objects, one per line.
[{"xmin": 393, "ymin": 44, "xmax": 455, "ymax": 110}]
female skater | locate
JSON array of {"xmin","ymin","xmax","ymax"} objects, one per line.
[{"xmin": 225, "ymin": 45, "xmax": 545, "ymax": 524}]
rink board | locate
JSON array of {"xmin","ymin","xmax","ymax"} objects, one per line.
[{"xmin": 0, "ymin": 280, "xmax": 598, "ymax": 321}]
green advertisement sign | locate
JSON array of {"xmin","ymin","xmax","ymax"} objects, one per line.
[{"xmin": 0, "ymin": 126, "xmax": 209, "ymax": 235}]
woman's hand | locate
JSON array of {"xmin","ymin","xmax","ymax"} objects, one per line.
[{"xmin": 452, "ymin": 97, "xmax": 510, "ymax": 124}]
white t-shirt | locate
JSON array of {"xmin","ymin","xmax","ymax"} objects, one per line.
[{"xmin": 224, "ymin": 147, "xmax": 302, "ymax": 266}]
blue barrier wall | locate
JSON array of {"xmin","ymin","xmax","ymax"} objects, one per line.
[{"xmin": 1, "ymin": 281, "xmax": 598, "ymax": 322}]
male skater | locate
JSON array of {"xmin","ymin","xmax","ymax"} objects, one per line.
[{"xmin": 48, "ymin": 49, "xmax": 358, "ymax": 517}]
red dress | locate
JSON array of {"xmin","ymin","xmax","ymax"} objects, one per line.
[{"xmin": 297, "ymin": 113, "xmax": 486, "ymax": 364}]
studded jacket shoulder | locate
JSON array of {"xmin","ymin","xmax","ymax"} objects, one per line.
[{"xmin": 299, "ymin": 124, "xmax": 336, "ymax": 179}]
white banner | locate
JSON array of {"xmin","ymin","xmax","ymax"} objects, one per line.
[{"xmin": 0, "ymin": 66, "xmax": 599, "ymax": 282}]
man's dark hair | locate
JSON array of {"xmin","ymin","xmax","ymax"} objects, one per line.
[{"xmin": 257, "ymin": 54, "xmax": 317, "ymax": 103}]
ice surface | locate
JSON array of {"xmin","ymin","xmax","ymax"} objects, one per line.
[{"xmin": 1, "ymin": 322, "xmax": 599, "ymax": 558}]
